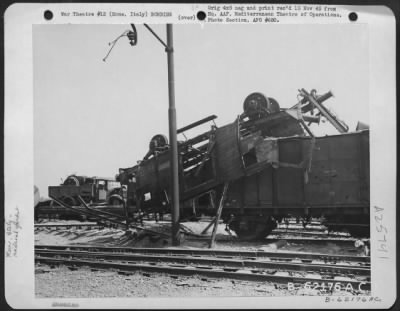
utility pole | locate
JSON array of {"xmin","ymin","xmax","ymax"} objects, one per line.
[
  {"xmin": 106, "ymin": 23, "xmax": 181, "ymax": 246},
  {"xmin": 166, "ymin": 24, "xmax": 180, "ymax": 246}
]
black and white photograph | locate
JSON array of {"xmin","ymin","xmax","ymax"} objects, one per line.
[{"xmin": 4, "ymin": 3, "xmax": 397, "ymax": 309}]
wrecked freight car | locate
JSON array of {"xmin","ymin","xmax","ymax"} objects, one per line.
[{"xmin": 117, "ymin": 89, "xmax": 369, "ymax": 239}]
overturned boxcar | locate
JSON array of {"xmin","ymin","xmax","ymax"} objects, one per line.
[{"xmin": 119, "ymin": 88, "xmax": 369, "ymax": 238}]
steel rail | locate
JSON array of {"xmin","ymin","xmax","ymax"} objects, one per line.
[
  {"xmin": 34, "ymin": 222, "xmax": 170, "ymax": 238},
  {"xmin": 274, "ymin": 225, "xmax": 328, "ymax": 232},
  {"xmin": 35, "ymin": 256, "xmax": 371, "ymax": 291},
  {"xmin": 272, "ymin": 229, "xmax": 350, "ymax": 237},
  {"xmin": 35, "ymin": 249, "xmax": 371, "ymax": 277},
  {"xmin": 35, "ymin": 245, "xmax": 370, "ymax": 263},
  {"xmin": 264, "ymin": 238, "xmax": 358, "ymax": 245},
  {"xmin": 184, "ymin": 236, "xmax": 357, "ymax": 244},
  {"xmin": 49, "ymin": 196, "xmax": 128, "ymax": 227},
  {"xmin": 276, "ymin": 225, "xmax": 327, "ymax": 230},
  {"xmin": 35, "ymin": 223, "xmax": 99, "ymax": 228}
]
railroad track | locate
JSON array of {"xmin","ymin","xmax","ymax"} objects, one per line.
[
  {"xmin": 276, "ymin": 225, "xmax": 327, "ymax": 232},
  {"xmin": 264, "ymin": 238, "xmax": 358, "ymax": 246},
  {"xmin": 35, "ymin": 245, "xmax": 370, "ymax": 292},
  {"xmin": 184, "ymin": 235, "xmax": 357, "ymax": 245},
  {"xmin": 270, "ymin": 226, "xmax": 360, "ymax": 242},
  {"xmin": 35, "ymin": 223, "xmax": 330, "ymax": 233},
  {"xmin": 271, "ymin": 229, "xmax": 350, "ymax": 237},
  {"xmin": 35, "ymin": 223, "xmax": 358, "ymax": 246},
  {"xmin": 271, "ymin": 230, "xmax": 351, "ymax": 239},
  {"xmin": 34, "ymin": 223, "xmax": 104, "ymax": 230},
  {"xmin": 34, "ymin": 224, "xmax": 349, "ymax": 238}
]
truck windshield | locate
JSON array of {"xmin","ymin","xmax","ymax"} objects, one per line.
[{"xmin": 107, "ymin": 181, "xmax": 120, "ymax": 190}]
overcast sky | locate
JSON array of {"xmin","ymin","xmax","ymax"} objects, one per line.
[{"xmin": 34, "ymin": 23, "xmax": 369, "ymax": 197}]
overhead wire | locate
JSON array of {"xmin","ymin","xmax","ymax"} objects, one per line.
[{"xmin": 102, "ymin": 30, "xmax": 130, "ymax": 62}]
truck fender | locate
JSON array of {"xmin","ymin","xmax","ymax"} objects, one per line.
[{"xmin": 108, "ymin": 194, "xmax": 124, "ymax": 205}]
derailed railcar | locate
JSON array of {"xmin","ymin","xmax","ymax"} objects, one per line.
[
  {"xmin": 128, "ymin": 104, "xmax": 308, "ymax": 209},
  {"xmin": 223, "ymin": 130, "xmax": 369, "ymax": 238},
  {"xmin": 118, "ymin": 89, "xmax": 370, "ymax": 238}
]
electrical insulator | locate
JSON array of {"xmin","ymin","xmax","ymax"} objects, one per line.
[{"xmin": 127, "ymin": 31, "xmax": 137, "ymax": 46}]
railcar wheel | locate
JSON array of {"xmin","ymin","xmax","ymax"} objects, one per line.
[
  {"xmin": 149, "ymin": 134, "xmax": 169, "ymax": 151},
  {"xmin": 243, "ymin": 93, "xmax": 280, "ymax": 120}
]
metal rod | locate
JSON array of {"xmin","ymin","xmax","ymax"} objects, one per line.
[
  {"xmin": 76, "ymin": 196, "xmax": 129, "ymax": 230},
  {"xmin": 144, "ymin": 24, "xmax": 168, "ymax": 49},
  {"xmin": 201, "ymin": 216, "xmax": 216, "ymax": 235},
  {"xmin": 49, "ymin": 196, "xmax": 127, "ymax": 227},
  {"xmin": 316, "ymin": 91, "xmax": 333, "ymax": 103},
  {"xmin": 177, "ymin": 115, "xmax": 217, "ymax": 134},
  {"xmin": 300, "ymin": 119, "xmax": 314, "ymax": 137},
  {"xmin": 300, "ymin": 89, "xmax": 348, "ymax": 133},
  {"xmin": 166, "ymin": 24, "xmax": 180, "ymax": 246},
  {"xmin": 209, "ymin": 182, "xmax": 229, "ymax": 248}
]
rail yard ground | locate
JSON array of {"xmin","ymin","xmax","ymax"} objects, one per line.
[
  {"xmin": 35, "ymin": 265, "xmax": 335, "ymax": 298},
  {"xmin": 35, "ymin": 219, "xmax": 369, "ymax": 298}
]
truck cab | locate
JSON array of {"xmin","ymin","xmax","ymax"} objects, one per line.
[{"xmin": 49, "ymin": 175, "xmax": 124, "ymax": 206}]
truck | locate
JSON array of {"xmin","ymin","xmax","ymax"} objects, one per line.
[{"xmin": 48, "ymin": 175, "xmax": 125, "ymax": 207}]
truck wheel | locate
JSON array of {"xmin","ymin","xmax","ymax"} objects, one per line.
[{"xmin": 110, "ymin": 197, "xmax": 123, "ymax": 207}]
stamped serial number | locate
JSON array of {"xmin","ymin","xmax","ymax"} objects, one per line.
[{"xmin": 288, "ymin": 281, "xmax": 368, "ymax": 292}]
